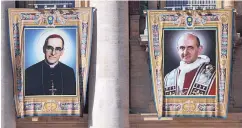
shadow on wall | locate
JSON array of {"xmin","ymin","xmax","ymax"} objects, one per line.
[{"xmin": 139, "ymin": 15, "xmax": 146, "ymax": 34}]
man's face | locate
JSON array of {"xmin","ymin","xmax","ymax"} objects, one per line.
[
  {"xmin": 44, "ymin": 38, "xmax": 63, "ymax": 65},
  {"xmin": 177, "ymin": 35, "xmax": 202, "ymax": 64}
]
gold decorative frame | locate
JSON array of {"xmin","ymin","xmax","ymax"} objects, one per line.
[
  {"xmin": 147, "ymin": 9, "xmax": 233, "ymax": 118},
  {"xmin": 8, "ymin": 8, "xmax": 93, "ymax": 117}
]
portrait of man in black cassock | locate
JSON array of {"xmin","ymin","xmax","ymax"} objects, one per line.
[{"xmin": 25, "ymin": 34, "xmax": 76, "ymax": 96}]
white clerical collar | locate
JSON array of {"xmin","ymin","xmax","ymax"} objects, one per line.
[
  {"xmin": 44, "ymin": 60, "xmax": 59, "ymax": 68},
  {"xmin": 177, "ymin": 55, "xmax": 210, "ymax": 94},
  {"xmin": 179, "ymin": 55, "xmax": 210, "ymax": 72}
]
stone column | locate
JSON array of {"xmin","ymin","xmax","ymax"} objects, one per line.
[
  {"xmin": 148, "ymin": 1, "xmax": 158, "ymax": 9},
  {"xmin": 1, "ymin": 1, "xmax": 16, "ymax": 128},
  {"xmin": 129, "ymin": 1, "xmax": 140, "ymax": 40},
  {"xmin": 224, "ymin": 0, "xmax": 234, "ymax": 9},
  {"xmin": 159, "ymin": 1, "xmax": 166, "ymax": 9},
  {"xmin": 88, "ymin": 1, "xmax": 129, "ymax": 128},
  {"xmin": 75, "ymin": 0, "xmax": 89, "ymax": 7},
  {"xmin": 130, "ymin": 15, "xmax": 140, "ymax": 40}
]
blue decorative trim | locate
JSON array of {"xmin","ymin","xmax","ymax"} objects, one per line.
[{"xmin": 147, "ymin": 11, "xmax": 160, "ymax": 119}]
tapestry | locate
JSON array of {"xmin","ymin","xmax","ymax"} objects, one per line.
[
  {"xmin": 8, "ymin": 8, "xmax": 94, "ymax": 118},
  {"xmin": 147, "ymin": 9, "xmax": 234, "ymax": 118}
]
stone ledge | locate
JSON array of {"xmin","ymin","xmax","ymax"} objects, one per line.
[
  {"xmin": 140, "ymin": 34, "xmax": 148, "ymax": 46},
  {"xmin": 17, "ymin": 114, "xmax": 88, "ymax": 123},
  {"xmin": 16, "ymin": 113, "xmax": 242, "ymax": 123},
  {"xmin": 130, "ymin": 15, "xmax": 140, "ymax": 20},
  {"xmin": 130, "ymin": 113, "xmax": 242, "ymax": 122}
]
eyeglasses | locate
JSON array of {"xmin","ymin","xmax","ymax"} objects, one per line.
[{"xmin": 45, "ymin": 45, "xmax": 63, "ymax": 53}]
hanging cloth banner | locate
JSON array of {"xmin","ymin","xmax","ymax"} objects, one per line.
[
  {"xmin": 8, "ymin": 8, "xmax": 94, "ymax": 118},
  {"xmin": 147, "ymin": 9, "xmax": 234, "ymax": 118}
]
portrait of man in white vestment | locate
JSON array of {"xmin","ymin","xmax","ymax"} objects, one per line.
[{"xmin": 163, "ymin": 30, "xmax": 217, "ymax": 96}]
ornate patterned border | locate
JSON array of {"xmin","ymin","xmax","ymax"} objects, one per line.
[
  {"xmin": 148, "ymin": 9, "xmax": 233, "ymax": 118},
  {"xmin": 8, "ymin": 8, "xmax": 93, "ymax": 118}
]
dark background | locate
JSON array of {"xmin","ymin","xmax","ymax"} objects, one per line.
[{"xmin": 163, "ymin": 30, "xmax": 217, "ymax": 76}]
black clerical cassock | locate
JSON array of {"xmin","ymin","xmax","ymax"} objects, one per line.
[{"xmin": 25, "ymin": 60, "xmax": 76, "ymax": 95}]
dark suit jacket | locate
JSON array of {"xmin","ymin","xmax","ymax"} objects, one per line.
[{"xmin": 25, "ymin": 60, "xmax": 76, "ymax": 95}]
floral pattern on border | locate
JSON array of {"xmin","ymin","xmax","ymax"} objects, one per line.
[
  {"xmin": 221, "ymin": 24, "xmax": 228, "ymax": 57},
  {"xmin": 201, "ymin": 14, "xmax": 220, "ymax": 21},
  {"xmin": 13, "ymin": 23, "xmax": 23, "ymax": 103},
  {"xmin": 13, "ymin": 23, "xmax": 20, "ymax": 56},
  {"xmin": 20, "ymin": 13, "xmax": 40, "ymax": 20},
  {"xmin": 160, "ymin": 13, "xmax": 220, "ymax": 27},
  {"xmin": 164, "ymin": 103, "xmax": 216, "ymax": 112},
  {"xmin": 219, "ymin": 69, "xmax": 226, "ymax": 102},
  {"xmin": 152, "ymin": 24, "xmax": 163, "ymax": 108},
  {"xmin": 63, "ymin": 12, "xmax": 79, "ymax": 20},
  {"xmin": 163, "ymin": 103, "xmax": 182, "ymax": 111},
  {"xmin": 20, "ymin": 11, "xmax": 80, "ymax": 26},
  {"xmin": 24, "ymin": 103, "xmax": 43, "ymax": 111},
  {"xmin": 59, "ymin": 102, "xmax": 79, "ymax": 110},
  {"xmin": 160, "ymin": 14, "xmax": 179, "ymax": 21},
  {"xmin": 198, "ymin": 103, "xmax": 216, "ymax": 111},
  {"xmin": 218, "ymin": 24, "xmax": 228, "ymax": 103}
]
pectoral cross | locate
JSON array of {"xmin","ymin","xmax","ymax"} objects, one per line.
[{"xmin": 49, "ymin": 80, "xmax": 57, "ymax": 95}]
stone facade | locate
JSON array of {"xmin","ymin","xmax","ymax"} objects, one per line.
[{"xmin": 1, "ymin": 1, "xmax": 17, "ymax": 128}]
